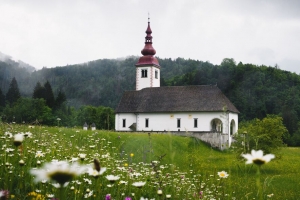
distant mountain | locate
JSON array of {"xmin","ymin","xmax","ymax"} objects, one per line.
[{"xmin": 0, "ymin": 51, "xmax": 36, "ymax": 73}]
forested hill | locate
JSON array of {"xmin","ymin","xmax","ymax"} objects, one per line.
[
  {"xmin": 1, "ymin": 57, "xmax": 300, "ymax": 136},
  {"xmin": 0, "ymin": 56, "xmax": 203, "ymax": 109}
]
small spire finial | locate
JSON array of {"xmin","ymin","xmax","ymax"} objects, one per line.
[{"xmin": 148, "ymin": 12, "xmax": 150, "ymax": 23}]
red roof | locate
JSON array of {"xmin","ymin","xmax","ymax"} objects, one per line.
[{"xmin": 136, "ymin": 55, "xmax": 160, "ymax": 67}]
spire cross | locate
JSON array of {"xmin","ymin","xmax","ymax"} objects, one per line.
[{"xmin": 148, "ymin": 12, "xmax": 150, "ymax": 22}]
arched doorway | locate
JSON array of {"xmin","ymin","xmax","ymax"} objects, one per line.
[{"xmin": 211, "ymin": 118, "xmax": 223, "ymax": 132}]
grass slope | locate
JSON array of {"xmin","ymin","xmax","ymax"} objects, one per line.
[{"xmin": 1, "ymin": 124, "xmax": 299, "ymax": 199}]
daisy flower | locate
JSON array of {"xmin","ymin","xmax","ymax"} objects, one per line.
[
  {"xmin": 78, "ymin": 153, "xmax": 86, "ymax": 160},
  {"xmin": 242, "ymin": 150, "xmax": 275, "ymax": 165},
  {"xmin": 217, "ymin": 171, "xmax": 229, "ymax": 178},
  {"xmin": 35, "ymin": 151, "xmax": 45, "ymax": 158},
  {"xmin": 106, "ymin": 175, "xmax": 120, "ymax": 182},
  {"xmin": 13, "ymin": 133, "xmax": 24, "ymax": 146},
  {"xmin": 4, "ymin": 132, "xmax": 13, "ymax": 138},
  {"xmin": 132, "ymin": 181, "xmax": 146, "ymax": 188},
  {"xmin": 30, "ymin": 161, "xmax": 86, "ymax": 186},
  {"xmin": 24, "ymin": 132, "xmax": 32, "ymax": 138},
  {"xmin": 87, "ymin": 167, "xmax": 107, "ymax": 177}
]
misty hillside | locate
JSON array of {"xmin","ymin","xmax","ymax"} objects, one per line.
[
  {"xmin": 0, "ymin": 51, "xmax": 36, "ymax": 73},
  {"xmin": 0, "ymin": 56, "xmax": 202, "ymax": 108}
]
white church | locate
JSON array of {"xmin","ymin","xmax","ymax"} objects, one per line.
[{"xmin": 115, "ymin": 20, "xmax": 239, "ymax": 146}]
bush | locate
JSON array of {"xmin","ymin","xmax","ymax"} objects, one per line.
[{"xmin": 232, "ymin": 115, "xmax": 288, "ymax": 157}]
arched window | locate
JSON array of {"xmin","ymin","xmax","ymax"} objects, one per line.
[{"xmin": 230, "ymin": 119, "xmax": 236, "ymax": 135}]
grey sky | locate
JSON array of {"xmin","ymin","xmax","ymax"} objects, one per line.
[{"xmin": 1, "ymin": 0, "xmax": 300, "ymax": 73}]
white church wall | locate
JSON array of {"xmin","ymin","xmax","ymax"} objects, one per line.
[
  {"xmin": 115, "ymin": 113, "xmax": 136, "ymax": 131},
  {"xmin": 151, "ymin": 66, "xmax": 160, "ymax": 88},
  {"xmin": 136, "ymin": 112, "xmax": 231, "ymax": 132}
]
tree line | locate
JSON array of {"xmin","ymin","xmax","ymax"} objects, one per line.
[{"xmin": 0, "ymin": 77, "xmax": 114, "ymax": 129}]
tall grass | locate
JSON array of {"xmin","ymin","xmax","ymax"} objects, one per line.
[{"xmin": 0, "ymin": 124, "xmax": 299, "ymax": 199}]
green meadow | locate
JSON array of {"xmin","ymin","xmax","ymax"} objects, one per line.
[{"xmin": 0, "ymin": 124, "xmax": 299, "ymax": 200}]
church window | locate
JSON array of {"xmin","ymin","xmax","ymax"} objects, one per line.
[
  {"xmin": 141, "ymin": 69, "xmax": 148, "ymax": 78},
  {"xmin": 145, "ymin": 118, "xmax": 149, "ymax": 128},
  {"xmin": 155, "ymin": 70, "xmax": 158, "ymax": 79},
  {"xmin": 194, "ymin": 118, "xmax": 198, "ymax": 128},
  {"xmin": 122, "ymin": 119, "xmax": 126, "ymax": 128},
  {"xmin": 177, "ymin": 118, "xmax": 181, "ymax": 128}
]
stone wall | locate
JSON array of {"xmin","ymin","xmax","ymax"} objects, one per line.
[
  {"xmin": 169, "ymin": 131, "xmax": 230, "ymax": 150},
  {"xmin": 119, "ymin": 131, "xmax": 231, "ymax": 150}
]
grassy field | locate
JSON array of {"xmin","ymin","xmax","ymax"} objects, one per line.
[{"xmin": 0, "ymin": 124, "xmax": 299, "ymax": 199}]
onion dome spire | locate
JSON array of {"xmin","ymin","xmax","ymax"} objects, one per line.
[
  {"xmin": 136, "ymin": 17, "xmax": 160, "ymax": 67},
  {"xmin": 141, "ymin": 18, "xmax": 156, "ymax": 56}
]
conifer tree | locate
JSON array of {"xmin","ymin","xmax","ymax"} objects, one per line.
[
  {"xmin": 44, "ymin": 81, "xmax": 55, "ymax": 108},
  {"xmin": 6, "ymin": 77, "xmax": 21, "ymax": 105},
  {"xmin": 0, "ymin": 88, "xmax": 5, "ymax": 108},
  {"xmin": 54, "ymin": 90, "xmax": 67, "ymax": 110},
  {"xmin": 32, "ymin": 81, "xmax": 45, "ymax": 99}
]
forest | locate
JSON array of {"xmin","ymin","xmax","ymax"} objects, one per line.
[{"xmin": 0, "ymin": 56, "xmax": 300, "ymax": 146}]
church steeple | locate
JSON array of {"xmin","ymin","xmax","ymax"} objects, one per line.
[
  {"xmin": 141, "ymin": 18, "xmax": 156, "ymax": 56},
  {"xmin": 136, "ymin": 18, "xmax": 160, "ymax": 67},
  {"xmin": 135, "ymin": 17, "xmax": 160, "ymax": 91}
]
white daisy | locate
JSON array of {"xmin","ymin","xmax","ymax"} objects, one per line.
[
  {"xmin": 242, "ymin": 150, "xmax": 275, "ymax": 165},
  {"xmin": 30, "ymin": 161, "xmax": 86, "ymax": 186},
  {"xmin": 132, "ymin": 181, "xmax": 146, "ymax": 188},
  {"xmin": 87, "ymin": 167, "xmax": 107, "ymax": 177},
  {"xmin": 35, "ymin": 151, "xmax": 45, "ymax": 158},
  {"xmin": 13, "ymin": 133, "xmax": 24, "ymax": 146},
  {"xmin": 78, "ymin": 153, "xmax": 87, "ymax": 160},
  {"xmin": 217, "ymin": 171, "xmax": 229, "ymax": 178},
  {"xmin": 106, "ymin": 175, "xmax": 120, "ymax": 182}
]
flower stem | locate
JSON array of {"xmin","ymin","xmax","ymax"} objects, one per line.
[{"xmin": 256, "ymin": 166, "xmax": 263, "ymax": 200}]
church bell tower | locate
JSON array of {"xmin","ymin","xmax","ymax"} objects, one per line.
[{"xmin": 135, "ymin": 18, "xmax": 160, "ymax": 91}]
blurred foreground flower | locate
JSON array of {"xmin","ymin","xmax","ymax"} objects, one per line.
[
  {"xmin": 30, "ymin": 161, "xmax": 86, "ymax": 186},
  {"xmin": 35, "ymin": 151, "xmax": 45, "ymax": 158},
  {"xmin": 242, "ymin": 150, "xmax": 275, "ymax": 165},
  {"xmin": 0, "ymin": 190, "xmax": 9, "ymax": 200},
  {"xmin": 106, "ymin": 175, "xmax": 120, "ymax": 183},
  {"xmin": 132, "ymin": 181, "xmax": 146, "ymax": 188},
  {"xmin": 218, "ymin": 171, "xmax": 229, "ymax": 178},
  {"xmin": 242, "ymin": 150, "xmax": 275, "ymax": 200},
  {"xmin": 79, "ymin": 153, "xmax": 86, "ymax": 160},
  {"xmin": 105, "ymin": 194, "xmax": 111, "ymax": 200},
  {"xmin": 13, "ymin": 133, "xmax": 24, "ymax": 146}
]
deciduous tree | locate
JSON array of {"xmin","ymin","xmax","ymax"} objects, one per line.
[{"xmin": 233, "ymin": 115, "xmax": 288, "ymax": 157}]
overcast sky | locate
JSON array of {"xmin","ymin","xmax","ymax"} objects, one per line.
[{"xmin": 1, "ymin": 0, "xmax": 300, "ymax": 73}]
